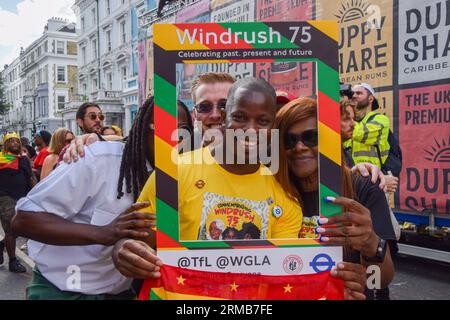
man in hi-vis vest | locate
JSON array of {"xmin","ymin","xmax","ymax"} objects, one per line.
[{"xmin": 345, "ymin": 83, "xmax": 390, "ymax": 168}]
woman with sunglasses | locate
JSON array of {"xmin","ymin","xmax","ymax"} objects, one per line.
[
  {"xmin": 40, "ymin": 128, "xmax": 74, "ymax": 180},
  {"xmin": 274, "ymin": 97, "xmax": 396, "ymax": 299}
]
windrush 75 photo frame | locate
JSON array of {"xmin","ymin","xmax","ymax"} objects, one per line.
[{"xmin": 152, "ymin": 21, "xmax": 343, "ymax": 294}]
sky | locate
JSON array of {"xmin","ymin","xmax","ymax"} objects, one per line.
[{"xmin": 0, "ymin": 0, "xmax": 76, "ymax": 71}]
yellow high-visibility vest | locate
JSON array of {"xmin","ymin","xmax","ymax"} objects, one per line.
[{"xmin": 344, "ymin": 111, "xmax": 390, "ymax": 168}]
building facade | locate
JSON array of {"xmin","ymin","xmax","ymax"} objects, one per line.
[
  {"xmin": 71, "ymin": 0, "xmax": 142, "ymax": 135},
  {"xmin": 1, "ymin": 18, "xmax": 79, "ymax": 139}
]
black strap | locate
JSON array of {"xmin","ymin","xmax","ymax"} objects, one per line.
[
  {"xmin": 95, "ymin": 132, "xmax": 106, "ymax": 141},
  {"xmin": 365, "ymin": 113, "xmax": 384, "ymax": 166},
  {"xmin": 374, "ymin": 144, "xmax": 383, "ymax": 165},
  {"xmin": 366, "ymin": 113, "xmax": 378, "ymax": 123}
]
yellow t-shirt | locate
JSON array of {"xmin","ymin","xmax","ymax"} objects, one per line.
[{"xmin": 138, "ymin": 147, "xmax": 302, "ymax": 241}]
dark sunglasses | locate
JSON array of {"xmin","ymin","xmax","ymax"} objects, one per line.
[
  {"xmin": 85, "ymin": 113, "xmax": 105, "ymax": 121},
  {"xmin": 284, "ymin": 129, "xmax": 318, "ymax": 149},
  {"xmin": 194, "ymin": 99, "xmax": 227, "ymax": 114}
]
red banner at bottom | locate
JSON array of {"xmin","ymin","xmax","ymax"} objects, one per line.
[{"xmin": 139, "ymin": 264, "xmax": 344, "ymax": 300}]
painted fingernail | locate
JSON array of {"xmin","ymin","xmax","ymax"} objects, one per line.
[
  {"xmin": 316, "ymin": 227, "xmax": 326, "ymax": 234},
  {"xmin": 324, "ymin": 196, "xmax": 336, "ymax": 203},
  {"xmin": 338, "ymin": 263, "xmax": 345, "ymax": 269},
  {"xmin": 319, "ymin": 236, "xmax": 329, "ymax": 242},
  {"xmin": 318, "ymin": 218, "xmax": 328, "ymax": 225}
]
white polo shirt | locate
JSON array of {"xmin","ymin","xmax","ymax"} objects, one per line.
[{"xmin": 16, "ymin": 142, "xmax": 134, "ymax": 295}]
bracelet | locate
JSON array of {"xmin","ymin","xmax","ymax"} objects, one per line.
[{"xmin": 362, "ymin": 238, "xmax": 387, "ymax": 263}]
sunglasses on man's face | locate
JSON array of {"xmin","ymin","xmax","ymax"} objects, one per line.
[
  {"xmin": 284, "ymin": 129, "xmax": 318, "ymax": 149},
  {"xmin": 85, "ymin": 113, "xmax": 105, "ymax": 121},
  {"xmin": 194, "ymin": 99, "xmax": 227, "ymax": 114}
]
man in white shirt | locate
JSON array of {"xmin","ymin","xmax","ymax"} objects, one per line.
[{"xmin": 12, "ymin": 99, "xmax": 156, "ymax": 300}]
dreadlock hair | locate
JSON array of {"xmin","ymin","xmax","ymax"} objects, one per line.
[
  {"xmin": 117, "ymin": 96, "xmax": 154, "ymax": 201},
  {"xmin": 177, "ymin": 100, "xmax": 195, "ymax": 152}
]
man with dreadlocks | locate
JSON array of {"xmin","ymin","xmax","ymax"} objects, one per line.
[{"xmin": 11, "ymin": 98, "xmax": 157, "ymax": 300}]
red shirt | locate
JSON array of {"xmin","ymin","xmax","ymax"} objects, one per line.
[{"xmin": 33, "ymin": 147, "xmax": 51, "ymax": 169}]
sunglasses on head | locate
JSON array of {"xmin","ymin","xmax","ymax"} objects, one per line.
[
  {"xmin": 284, "ymin": 129, "xmax": 318, "ymax": 149},
  {"xmin": 86, "ymin": 113, "xmax": 105, "ymax": 121},
  {"xmin": 194, "ymin": 99, "xmax": 227, "ymax": 114}
]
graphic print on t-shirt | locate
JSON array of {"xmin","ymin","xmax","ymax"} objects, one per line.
[
  {"xmin": 299, "ymin": 216, "xmax": 320, "ymax": 239},
  {"xmin": 198, "ymin": 192, "xmax": 269, "ymax": 240}
]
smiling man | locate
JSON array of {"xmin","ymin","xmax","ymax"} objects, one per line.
[
  {"xmin": 190, "ymin": 72, "xmax": 235, "ymax": 148},
  {"xmin": 142, "ymin": 77, "xmax": 302, "ymax": 241}
]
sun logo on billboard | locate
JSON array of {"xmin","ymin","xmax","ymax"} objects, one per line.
[
  {"xmin": 424, "ymin": 136, "xmax": 450, "ymax": 163},
  {"xmin": 334, "ymin": 0, "xmax": 370, "ymax": 23}
]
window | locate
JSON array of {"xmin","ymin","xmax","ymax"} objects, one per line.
[
  {"xmin": 42, "ymin": 97, "xmax": 48, "ymax": 117},
  {"xmin": 57, "ymin": 66, "xmax": 66, "ymax": 82},
  {"xmin": 107, "ymin": 73, "xmax": 112, "ymax": 90},
  {"xmin": 81, "ymin": 17, "xmax": 85, "ymax": 32},
  {"xmin": 44, "ymin": 41, "xmax": 48, "ymax": 53},
  {"xmin": 106, "ymin": 0, "xmax": 111, "ymax": 14},
  {"xmin": 92, "ymin": 8, "xmax": 96, "ymax": 26},
  {"xmin": 57, "ymin": 96, "xmax": 65, "ymax": 110},
  {"xmin": 82, "ymin": 47, "xmax": 86, "ymax": 64},
  {"xmin": 57, "ymin": 41, "xmax": 65, "ymax": 54},
  {"xmin": 106, "ymin": 30, "xmax": 111, "ymax": 51},
  {"xmin": 38, "ymin": 69, "xmax": 42, "ymax": 84},
  {"xmin": 120, "ymin": 20, "xmax": 126, "ymax": 44},
  {"xmin": 82, "ymin": 83, "xmax": 87, "ymax": 93},
  {"xmin": 37, "ymin": 47, "xmax": 41, "ymax": 57},
  {"xmin": 121, "ymin": 66, "xmax": 127, "ymax": 80},
  {"xmin": 43, "ymin": 65, "xmax": 48, "ymax": 83},
  {"xmin": 92, "ymin": 78, "xmax": 98, "ymax": 91},
  {"xmin": 92, "ymin": 39, "xmax": 97, "ymax": 59}
]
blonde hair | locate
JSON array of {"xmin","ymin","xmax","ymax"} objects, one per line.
[
  {"xmin": 190, "ymin": 72, "xmax": 235, "ymax": 103},
  {"xmin": 48, "ymin": 128, "xmax": 72, "ymax": 155}
]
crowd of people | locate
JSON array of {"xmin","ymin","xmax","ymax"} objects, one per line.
[{"xmin": 0, "ymin": 72, "xmax": 401, "ymax": 300}]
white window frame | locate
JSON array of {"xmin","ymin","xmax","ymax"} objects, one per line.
[
  {"xmin": 106, "ymin": 72, "xmax": 113, "ymax": 90},
  {"xmin": 106, "ymin": 30, "xmax": 112, "ymax": 51},
  {"xmin": 56, "ymin": 40, "xmax": 65, "ymax": 54},
  {"xmin": 92, "ymin": 78, "xmax": 98, "ymax": 91},
  {"xmin": 81, "ymin": 16, "xmax": 85, "ymax": 32},
  {"xmin": 81, "ymin": 46, "xmax": 86, "ymax": 64},
  {"xmin": 43, "ymin": 65, "xmax": 48, "ymax": 83},
  {"xmin": 92, "ymin": 8, "xmax": 96, "ymax": 26},
  {"xmin": 57, "ymin": 66, "xmax": 66, "ymax": 83},
  {"xmin": 120, "ymin": 20, "xmax": 126, "ymax": 44},
  {"xmin": 57, "ymin": 95, "xmax": 66, "ymax": 110},
  {"xmin": 92, "ymin": 38, "xmax": 98, "ymax": 60}
]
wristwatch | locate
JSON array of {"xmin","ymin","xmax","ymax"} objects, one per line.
[{"xmin": 362, "ymin": 237, "xmax": 387, "ymax": 263}]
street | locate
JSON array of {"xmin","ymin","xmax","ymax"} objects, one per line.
[
  {"xmin": 0, "ymin": 235, "xmax": 31, "ymax": 300},
  {"xmin": 1, "ymin": 231, "xmax": 449, "ymax": 300}
]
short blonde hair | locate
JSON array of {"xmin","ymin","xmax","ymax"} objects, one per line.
[
  {"xmin": 48, "ymin": 128, "xmax": 72, "ymax": 155},
  {"xmin": 190, "ymin": 72, "xmax": 235, "ymax": 103}
]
